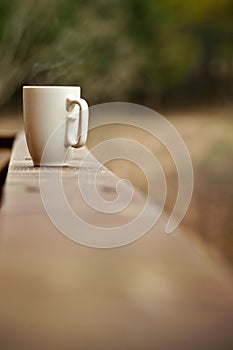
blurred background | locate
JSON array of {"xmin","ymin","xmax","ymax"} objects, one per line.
[
  {"xmin": 0, "ymin": 0, "xmax": 232, "ymax": 108},
  {"xmin": 0, "ymin": 0, "xmax": 232, "ymax": 266}
]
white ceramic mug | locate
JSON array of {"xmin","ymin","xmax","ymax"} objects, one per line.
[{"xmin": 23, "ymin": 86, "xmax": 88, "ymax": 166}]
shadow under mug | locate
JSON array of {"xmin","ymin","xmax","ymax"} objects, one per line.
[{"xmin": 23, "ymin": 86, "xmax": 89, "ymax": 166}]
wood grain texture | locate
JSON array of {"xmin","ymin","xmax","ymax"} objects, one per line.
[{"xmin": 0, "ymin": 133, "xmax": 233, "ymax": 350}]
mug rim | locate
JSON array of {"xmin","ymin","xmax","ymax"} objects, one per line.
[{"xmin": 23, "ymin": 85, "xmax": 81, "ymax": 89}]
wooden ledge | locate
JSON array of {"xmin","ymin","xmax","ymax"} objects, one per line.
[
  {"xmin": 0, "ymin": 148, "xmax": 11, "ymax": 200},
  {"xmin": 0, "ymin": 133, "xmax": 233, "ymax": 350}
]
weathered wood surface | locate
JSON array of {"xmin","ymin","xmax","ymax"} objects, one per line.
[
  {"xmin": 0, "ymin": 149, "xmax": 10, "ymax": 171},
  {"xmin": 0, "ymin": 149, "xmax": 11, "ymax": 199},
  {"xmin": 0, "ymin": 133, "xmax": 233, "ymax": 350},
  {"xmin": 0, "ymin": 113, "xmax": 23, "ymax": 138},
  {"xmin": 0, "ymin": 113, "xmax": 23, "ymax": 198}
]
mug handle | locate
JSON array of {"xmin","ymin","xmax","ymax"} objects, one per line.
[{"xmin": 65, "ymin": 97, "xmax": 89, "ymax": 148}]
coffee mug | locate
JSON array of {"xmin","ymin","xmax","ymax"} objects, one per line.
[{"xmin": 23, "ymin": 86, "xmax": 89, "ymax": 166}]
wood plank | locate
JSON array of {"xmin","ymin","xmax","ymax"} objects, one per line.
[
  {"xmin": 0, "ymin": 149, "xmax": 10, "ymax": 171},
  {"xmin": 0, "ymin": 149, "xmax": 11, "ymax": 201},
  {"xmin": 0, "ymin": 113, "xmax": 23, "ymax": 148},
  {"xmin": 0, "ymin": 133, "xmax": 233, "ymax": 350},
  {"xmin": 0, "ymin": 113, "xmax": 23, "ymax": 139}
]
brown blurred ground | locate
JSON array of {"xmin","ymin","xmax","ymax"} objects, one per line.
[
  {"xmin": 87, "ymin": 104, "xmax": 233, "ymax": 268},
  {"xmin": 0, "ymin": 104, "xmax": 232, "ymax": 267}
]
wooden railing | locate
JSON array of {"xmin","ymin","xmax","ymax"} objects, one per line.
[
  {"xmin": 0, "ymin": 132, "xmax": 233, "ymax": 349},
  {"xmin": 0, "ymin": 114, "xmax": 23, "ymax": 200}
]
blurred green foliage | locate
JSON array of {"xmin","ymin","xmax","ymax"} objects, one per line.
[{"xmin": 0, "ymin": 0, "xmax": 232, "ymax": 108}]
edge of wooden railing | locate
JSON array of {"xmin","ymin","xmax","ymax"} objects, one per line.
[{"xmin": 0, "ymin": 113, "xmax": 23, "ymax": 202}]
